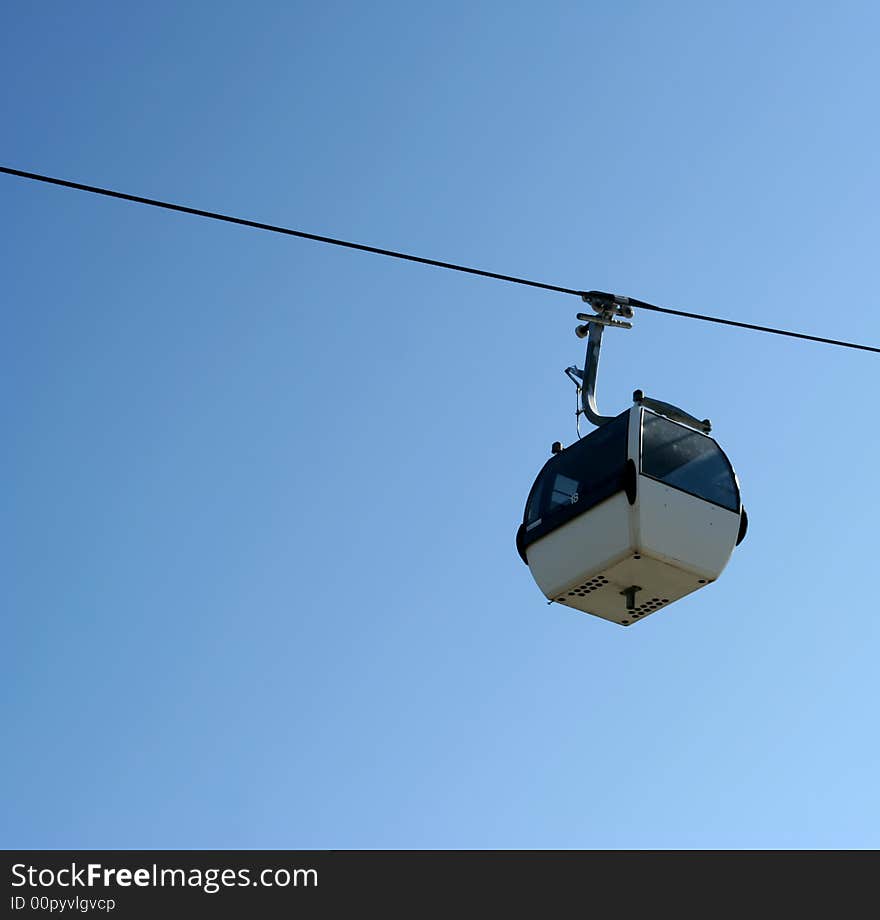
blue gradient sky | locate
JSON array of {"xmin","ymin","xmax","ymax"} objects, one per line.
[{"xmin": 4, "ymin": 2, "xmax": 880, "ymax": 848}]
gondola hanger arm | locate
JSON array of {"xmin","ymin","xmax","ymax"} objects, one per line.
[{"xmin": 567, "ymin": 297, "xmax": 633, "ymax": 429}]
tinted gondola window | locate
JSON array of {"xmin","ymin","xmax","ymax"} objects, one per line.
[
  {"xmin": 641, "ymin": 412, "xmax": 739, "ymax": 511},
  {"xmin": 525, "ymin": 411, "xmax": 629, "ymax": 528},
  {"xmin": 547, "ymin": 474, "xmax": 580, "ymax": 512}
]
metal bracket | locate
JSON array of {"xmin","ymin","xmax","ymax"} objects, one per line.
[
  {"xmin": 565, "ymin": 294, "xmax": 633, "ymax": 429},
  {"xmin": 576, "ymin": 311, "xmax": 632, "ymax": 330}
]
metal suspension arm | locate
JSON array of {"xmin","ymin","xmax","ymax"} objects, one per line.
[
  {"xmin": 565, "ymin": 300, "xmax": 632, "ymax": 429},
  {"xmin": 580, "ymin": 320, "xmax": 616, "ymax": 427}
]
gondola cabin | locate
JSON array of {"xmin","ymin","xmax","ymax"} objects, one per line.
[{"xmin": 516, "ymin": 404, "xmax": 747, "ymax": 626}]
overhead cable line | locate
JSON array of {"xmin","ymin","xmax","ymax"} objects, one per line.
[{"xmin": 2, "ymin": 164, "xmax": 879, "ymax": 356}]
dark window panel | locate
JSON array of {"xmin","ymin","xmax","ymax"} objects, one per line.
[
  {"xmin": 640, "ymin": 412, "xmax": 739, "ymax": 512},
  {"xmin": 524, "ymin": 411, "xmax": 630, "ymax": 542}
]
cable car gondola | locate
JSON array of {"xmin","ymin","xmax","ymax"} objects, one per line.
[{"xmin": 517, "ymin": 292, "xmax": 747, "ymax": 626}]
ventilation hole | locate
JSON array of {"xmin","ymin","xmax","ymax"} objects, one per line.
[
  {"xmin": 564, "ymin": 574, "xmax": 612, "ymax": 598},
  {"xmin": 632, "ymin": 597, "xmax": 666, "ymax": 615}
]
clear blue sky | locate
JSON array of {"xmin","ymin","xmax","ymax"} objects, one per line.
[{"xmin": 4, "ymin": 2, "xmax": 879, "ymax": 849}]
